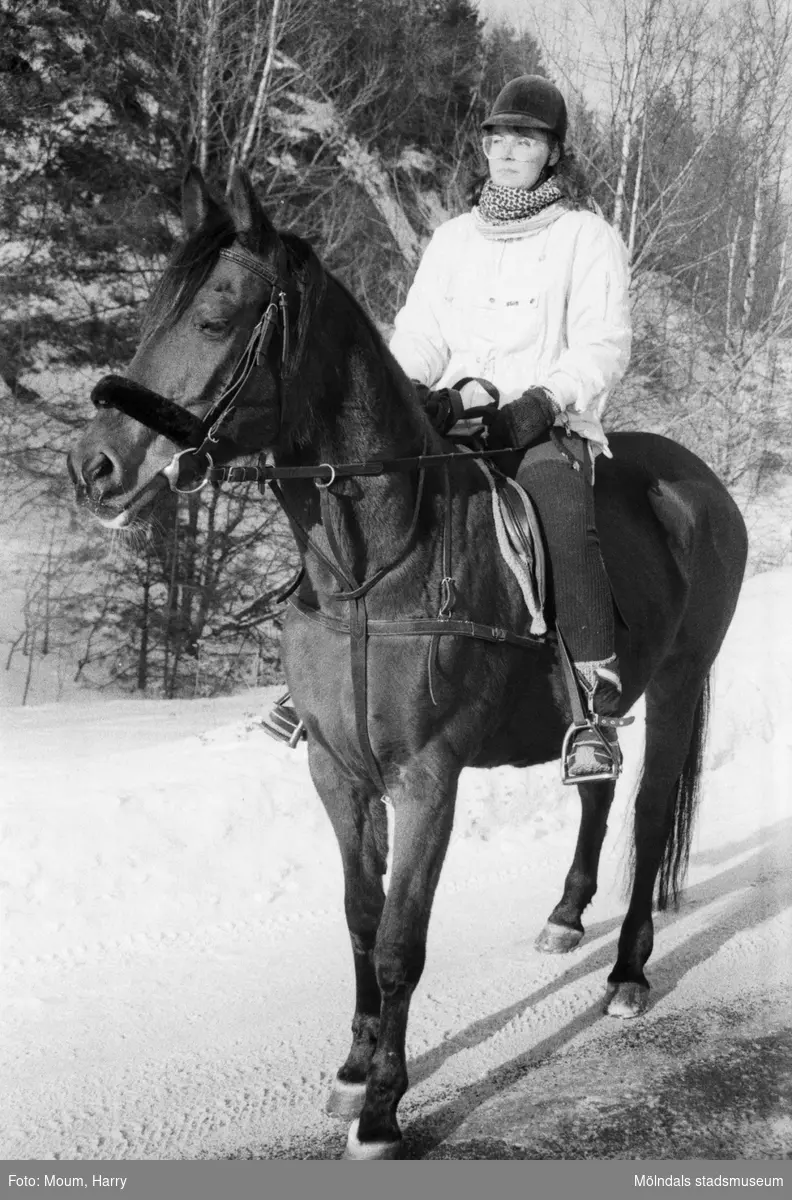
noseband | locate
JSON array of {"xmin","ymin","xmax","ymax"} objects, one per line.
[{"xmin": 90, "ymin": 244, "xmax": 298, "ymax": 500}]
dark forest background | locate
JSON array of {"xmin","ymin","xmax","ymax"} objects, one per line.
[{"xmin": 1, "ymin": 0, "xmax": 790, "ymax": 701}]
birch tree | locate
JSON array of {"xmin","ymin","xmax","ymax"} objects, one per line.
[{"xmin": 730, "ymin": 0, "xmax": 792, "ymax": 347}]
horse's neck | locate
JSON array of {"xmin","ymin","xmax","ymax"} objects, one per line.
[{"xmin": 278, "ymin": 357, "xmax": 430, "ymax": 592}]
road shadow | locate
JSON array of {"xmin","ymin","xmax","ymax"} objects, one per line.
[
  {"xmin": 228, "ymin": 817, "xmax": 791, "ymax": 1162},
  {"xmin": 420, "ymin": 1024, "xmax": 792, "ymax": 1160},
  {"xmin": 399, "ymin": 815, "xmax": 792, "ymax": 1158}
]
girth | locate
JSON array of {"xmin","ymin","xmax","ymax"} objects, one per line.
[{"xmin": 289, "ymin": 596, "xmax": 546, "ymax": 650}]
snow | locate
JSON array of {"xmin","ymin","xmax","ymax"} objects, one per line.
[
  {"xmin": 0, "ymin": 239, "xmax": 51, "ymax": 270},
  {"xmin": 395, "ymin": 147, "xmax": 436, "ymax": 173},
  {"xmin": 63, "ymin": 101, "xmax": 116, "ymax": 132},
  {"xmin": 736, "ymin": 475, "xmax": 792, "ymax": 574},
  {"xmin": 270, "ymin": 96, "xmax": 337, "ymax": 142},
  {"xmin": 1, "ymin": 571, "xmax": 790, "ymax": 1159}
]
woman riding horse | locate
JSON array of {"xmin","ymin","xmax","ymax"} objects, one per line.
[
  {"xmin": 391, "ymin": 75, "xmax": 632, "ymax": 781},
  {"xmin": 67, "ymin": 156, "xmax": 747, "ymax": 1159}
]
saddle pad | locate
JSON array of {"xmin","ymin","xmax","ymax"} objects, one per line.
[
  {"xmin": 474, "ymin": 460, "xmax": 547, "ymax": 636},
  {"xmin": 500, "ymin": 478, "xmax": 547, "ymax": 604}
]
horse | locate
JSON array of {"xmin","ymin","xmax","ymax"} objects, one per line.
[{"xmin": 67, "ymin": 167, "xmax": 748, "ymax": 1160}]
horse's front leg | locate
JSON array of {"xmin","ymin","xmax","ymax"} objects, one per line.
[
  {"xmin": 344, "ymin": 757, "xmax": 459, "ymax": 1160},
  {"xmin": 308, "ymin": 745, "xmax": 388, "ymax": 1120}
]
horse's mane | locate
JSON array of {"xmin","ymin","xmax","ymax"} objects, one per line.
[
  {"xmin": 280, "ymin": 231, "xmax": 391, "ymax": 362},
  {"xmin": 277, "ymin": 231, "xmax": 419, "ymax": 448}
]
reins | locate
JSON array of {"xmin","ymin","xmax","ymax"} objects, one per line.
[{"xmin": 204, "ymin": 442, "xmax": 521, "ymax": 488}]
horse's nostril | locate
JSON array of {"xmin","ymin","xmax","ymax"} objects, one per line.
[{"xmin": 83, "ymin": 452, "xmax": 115, "ymax": 486}]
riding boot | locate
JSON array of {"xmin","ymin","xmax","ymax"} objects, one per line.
[{"xmin": 563, "ymin": 655, "xmax": 624, "ymax": 782}]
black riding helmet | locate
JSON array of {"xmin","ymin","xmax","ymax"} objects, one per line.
[{"xmin": 481, "ymin": 75, "xmax": 567, "ymax": 145}]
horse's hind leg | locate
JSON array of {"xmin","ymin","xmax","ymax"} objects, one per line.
[
  {"xmin": 605, "ymin": 666, "xmax": 709, "ymax": 1018},
  {"xmin": 344, "ymin": 761, "xmax": 459, "ymax": 1160},
  {"xmin": 536, "ymin": 779, "xmax": 616, "ymax": 953},
  {"xmin": 309, "ymin": 747, "xmax": 388, "ymax": 1121}
]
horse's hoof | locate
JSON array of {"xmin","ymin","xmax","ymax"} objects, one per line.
[
  {"xmin": 325, "ymin": 1079, "xmax": 367, "ymax": 1120},
  {"xmin": 535, "ymin": 922, "xmax": 584, "ymax": 954},
  {"xmin": 603, "ymin": 981, "xmax": 649, "ymax": 1018},
  {"xmin": 342, "ymin": 1118, "xmax": 403, "ymax": 1161}
]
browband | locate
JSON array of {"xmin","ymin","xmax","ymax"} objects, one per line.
[{"xmin": 219, "ymin": 246, "xmax": 287, "ymax": 290}]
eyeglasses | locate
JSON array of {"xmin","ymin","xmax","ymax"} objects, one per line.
[{"xmin": 482, "ymin": 132, "xmax": 548, "ymax": 161}]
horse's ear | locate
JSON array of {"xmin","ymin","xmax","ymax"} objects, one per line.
[
  {"xmin": 227, "ymin": 168, "xmax": 278, "ymax": 252},
  {"xmin": 181, "ymin": 166, "xmax": 222, "ymax": 235}
]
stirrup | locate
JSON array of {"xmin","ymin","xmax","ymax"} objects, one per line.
[
  {"xmin": 261, "ymin": 692, "xmax": 307, "ymax": 747},
  {"xmin": 561, "ymin": 718, "xmax": 624, "ymax": 785}
]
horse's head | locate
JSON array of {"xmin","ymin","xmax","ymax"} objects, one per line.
[{"xmin": 67, "ymin": 167, "xmax": 317, "ymax": 528}]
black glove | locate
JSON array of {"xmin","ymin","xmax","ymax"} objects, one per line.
[
  {"xmin": 486, "ymin": 387, "xmax": 560, "ymax": 451},
  {"xmin": 413, "ymin": 382, "xmax": 465, "ymax": 434}
]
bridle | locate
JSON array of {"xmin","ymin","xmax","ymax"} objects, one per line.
[
  {"xmin": 89, "ymin": 243, "xmax": 302, "ymax": 512},
  {"xmin": 166, "ymin": 245, "xmax": 293, "ymax": 491}
]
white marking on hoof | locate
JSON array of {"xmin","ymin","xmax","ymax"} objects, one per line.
[
  {"xmin": 535, "ymin": 922, "xmax": 584, "ymax": 954},
  {"xmin": 325, "ymin": 1079, "xmax": 367, "ymax": 1120},
  {"xmin": 343, "ymin": 1118, "xmax": 402, "ymax": 1161},
  {"xmin": 603, "ymin": 981, "xmax": 650, "ymax": 1019}
]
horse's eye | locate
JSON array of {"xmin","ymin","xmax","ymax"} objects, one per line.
[{"xmin": 194, "ymin": 317, "xmax": 228, "ymax": 338}]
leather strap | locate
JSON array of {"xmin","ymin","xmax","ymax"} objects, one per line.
[
  {"xmin": 268, "ymin": 479, "xmax": 355, "ymax": 593},
  {"xmin": 428, "ymin": 462, "xmax": 455, "ymax": 705},
  {"xmin": 289, "ymin": 597, "xmax": 546, "ymax": 650},
  {"xmin": 349, "ymin": 599, "xmax": 385, "ymax": 791},
  {"xmin": 555, "ymin": 622, "xmax": 634, "ymax": 732},
  {"xmin": 451, "ymin": 376, "xmax": 501, "ymax": 404},
  {"xmin": 207, "ymin": 443, "xmax": 521, "ymax": 486},
  {"xmin": 319, "ymin": 469, "xmax": 427, "ymax": 602},
  {"xmin": 555, "ymin": 623, "xmax": 588, "ymax": 728}
]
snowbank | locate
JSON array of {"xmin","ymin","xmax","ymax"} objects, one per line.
[{"xmin": 0, "ymin": 570, "xmax": 789, "ymax": 1160}]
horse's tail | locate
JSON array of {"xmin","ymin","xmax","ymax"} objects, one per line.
[{"xmin": 656, "ymin": 673, "xmax": 710, "ymax": 910}]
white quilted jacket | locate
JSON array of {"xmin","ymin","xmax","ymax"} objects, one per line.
[{"xmin": 389, "ymin": 204, "xmax": 632, "ymax": 447}]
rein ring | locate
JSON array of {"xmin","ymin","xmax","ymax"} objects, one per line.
[
  {"xmin": 163, "ymin": 449, "xmax": 213, "ymax": 494},
  {"xmin": 315, "ymin": 463, "xmax": 336, "ymax": 489}
]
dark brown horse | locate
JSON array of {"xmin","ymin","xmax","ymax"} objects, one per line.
[{"xmin": 68, "ymin": 169, "xmax": 747, "ymax": 1159}]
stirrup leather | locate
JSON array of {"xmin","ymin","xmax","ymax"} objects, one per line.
[{"xmin": 261, "ymin": 691, "xmax": 307, "ymax": 747}]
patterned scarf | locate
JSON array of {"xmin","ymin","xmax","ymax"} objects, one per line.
[{"xmin": 476, "ymin": 178, "xmax": 563, "ymax": 225}]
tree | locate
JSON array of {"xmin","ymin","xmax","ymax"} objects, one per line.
[{"xmin": 4, "ymin": 0, "xmax": 791, "ymax": 697}]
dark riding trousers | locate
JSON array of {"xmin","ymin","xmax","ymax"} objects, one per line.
[{"xmin": 517, "ymin": 430, "xmax": 613, "ymax": 664}]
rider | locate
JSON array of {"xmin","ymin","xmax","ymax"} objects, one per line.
[{"xmin": 389, "ymin": 75, "xmax": 633, "ymax": 780}]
